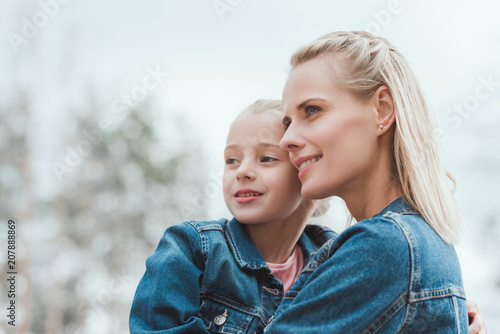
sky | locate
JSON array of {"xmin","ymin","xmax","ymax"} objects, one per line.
[{"xmin": 2, "ymin": 0, "xmax": 500, "ymax": 329}]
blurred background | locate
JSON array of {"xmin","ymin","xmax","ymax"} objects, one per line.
[{"xmin": 1, "ymin": 0, "xmax": 499, "ymax": 333}]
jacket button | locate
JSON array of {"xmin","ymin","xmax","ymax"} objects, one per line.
[{"xmin": 214, "ymin": 309, "xmax": 228, "ymax": 326}]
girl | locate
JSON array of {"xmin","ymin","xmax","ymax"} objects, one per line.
[
  {"xmin": 129, "ymin": 100, "xmax": 335, "ymax": 333},
  {"xmin": 265, "ymin": 31, "xmax": 477, "ymax": 333}
]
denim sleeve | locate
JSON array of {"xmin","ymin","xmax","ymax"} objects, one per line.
[
  {"xmin": 129, "ymin": 222, "xmax": 209, "ymax": 334},
  {"xmin": 266, "ymin": 218, "xmax": 410, "ymax": 333}
]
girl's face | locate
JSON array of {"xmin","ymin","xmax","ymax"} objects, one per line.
[
  {"xmin": 279, "ymin": 56, "xmax": 381, "ymax": 200},
  {"xmin": 223, "ymin": 111, "xmax": 307, "ymax": 225}
]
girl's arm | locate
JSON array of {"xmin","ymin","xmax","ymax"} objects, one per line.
[{"xmin": 129, "ymin": 222, "xmax": 209, "ymax": 333}]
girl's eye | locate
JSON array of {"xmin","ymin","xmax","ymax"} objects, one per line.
[
  {"xmin": 282, "ymin": 117, "xmax": 291, "ymax": 129},
  {"xmin": 305, "ymin": 105, "xmax": 321, "ymax": 117},
  {"xmin": 225, "ymin": 158, "xmax": 239, "ymax": 165},
  {"xmin": 261, "ymin": 156, "xmax": 277, "ymax": 163}
]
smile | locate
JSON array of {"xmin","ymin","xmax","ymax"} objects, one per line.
[
  {"xmin": 233, "ymin": 189, "xmax": 264, "ymax": 203},
  {"xmin": 299, "ymin": 156, "xmax": 322, "ymax": 171},
  {"xmin": 236, "ymin": 193, "xmax": 262, "ymax": 197}
]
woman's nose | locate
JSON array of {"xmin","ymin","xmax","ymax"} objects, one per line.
[{"xmin": 279, "ymin": 123, "xmax": 304, "ymax": 152}]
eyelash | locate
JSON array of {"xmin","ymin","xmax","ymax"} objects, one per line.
[
  {"xmin": 282, "ymin": 118, "xmax": 291, "ymax": 129},
  {"xmin": 225, "ymin": 156, "xmax": 277, "ymax": 165},
  {"xmin": 282, "ymin": 105, "xmax": 322, "ymax": 129},
  {"xmin": 304, "ymin": 105, "xmax": 321, "ymax": 117},
  {"xmin": 261, "ymin": 156, "xmax": 277, "ymax": 163}
]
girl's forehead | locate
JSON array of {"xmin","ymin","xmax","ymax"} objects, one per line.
[{"xmin": 225, "ymin": 112, "xmax": 285, "ymax": 149}]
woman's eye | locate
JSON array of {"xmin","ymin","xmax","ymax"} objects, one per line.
[
  {"xmin": 305, "ymin": 105, "xmax": 321, "ymax": 116},
  {"xmin": 225, "ymin": 158, "xmax": 239, "ymax": 165}
]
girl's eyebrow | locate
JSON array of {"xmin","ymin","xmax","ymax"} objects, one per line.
[
  {"xmin": 257, "ymin": 142, "xmax": 281, "ymax": 149},
  {"xmin": 224, "ymin": 142, "xmax": 281, "ymax": 151}
]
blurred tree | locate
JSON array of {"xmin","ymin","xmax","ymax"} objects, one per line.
[
  {"xmin": 1, "ymin": 91, "xmax": 210, "ymax": 333},
  {"xmin": 47, "ymin": 100, "xmax": 210, "ymax": 334},
  {"xmin": 0, "ymin": 92, "xmax": 35, "ymax": 333}
]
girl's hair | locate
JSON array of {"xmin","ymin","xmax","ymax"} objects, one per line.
[
  {"xmin": 238, "ymin": 99, "xmax": 330, "ymax": 218},
  {"xmin": 290, "ymin": 31, "xmax": 463, "ymax": 244}
]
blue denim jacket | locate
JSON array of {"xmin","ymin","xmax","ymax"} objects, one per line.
[
  {"xmin": 129, "ymin": 218, "xmax": 337, "ymax": 333},
  {"xmin": 265, "ymin": 197, "xmax": 468, "ymax": 333}
]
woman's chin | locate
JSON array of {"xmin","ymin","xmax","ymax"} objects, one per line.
[{"xmin": 301, "ymin": 185, "xmax": 328, "ymax": 200}]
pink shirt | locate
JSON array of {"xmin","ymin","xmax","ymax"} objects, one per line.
[{"xmin": 266, "ymin": 245, "xmax": 304, "ymax": 293}]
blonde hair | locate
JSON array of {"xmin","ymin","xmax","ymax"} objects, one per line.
[
  {"xmin": 290, "ymin": 31, "xmax": 463, "ymax": 244},
  {"xmin": 236, "ymin": 99, "xmax": 330, "ymax": 218},
  {"xmin": 240, "ymin": 99, "xmax": 282, "ymax": 116}
]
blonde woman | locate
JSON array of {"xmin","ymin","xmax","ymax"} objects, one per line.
[{"xmin": 265, "ymin": 31, "xmax": 483, "ymax": 333}]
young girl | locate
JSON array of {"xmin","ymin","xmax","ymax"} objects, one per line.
[
  {"xmin": 129, "ymin": 100, "xmax": 335, "ymax": 333},
  {"xmin": 265, "ymin": 31, "xmax": 478, "ymax": 333}
]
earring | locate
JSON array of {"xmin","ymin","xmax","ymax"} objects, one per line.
[{"xmin": 379, "ymin": 124, "xmax": 383, "ymax": 129}]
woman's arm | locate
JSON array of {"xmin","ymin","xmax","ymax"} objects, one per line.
[
  {"xmin": 266, "ymin": 219, "xmax": 412, "ymax": 333},
  {"xmin": 266, "ymin": 216, "xmax": 468, "ymax": 333},
  {"xmin": 129, "ymin": 222, "xmax": 209, "ymax": 333}
]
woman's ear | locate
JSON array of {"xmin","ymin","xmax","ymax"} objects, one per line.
[{"xmin": 373, "ymin": 85, "xmax": 395, "ymax": 134}]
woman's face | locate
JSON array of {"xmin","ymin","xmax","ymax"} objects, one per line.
[{"xmin": 279, "ymin": 56, "xmax": 382, "ymax": 200}]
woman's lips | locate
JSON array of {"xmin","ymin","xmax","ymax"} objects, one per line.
[{"xmin": 294, "ymin": 155, "xmax": 322, "ymax": 179}]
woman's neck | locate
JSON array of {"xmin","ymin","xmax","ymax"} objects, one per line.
[
  {"xmin": 347, "ymin": 189, "xmax": 402, "ymax": 222},
  {"xmin": 343, "ymin": 148, "xmax": 402, "ymax": 221}
]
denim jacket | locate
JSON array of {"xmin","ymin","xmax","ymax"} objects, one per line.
[
  {"xmin": 129, "ymin": 218, "xmax": 337, "ymax": 333},
  {"xmin": 265, "ymin": 197, "xmax": 468, "ymax": 333}
]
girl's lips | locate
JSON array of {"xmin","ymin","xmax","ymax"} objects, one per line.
[
  {"xmin": 233, "ymin": 189, "xmax": 263, "ymax": 203},
  {"xmin": 234, "ymin": 195, "xmax": 261, "ymax": 203}
]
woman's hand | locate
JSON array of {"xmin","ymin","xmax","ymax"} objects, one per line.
[{"xmin": 468, "ymin": 300, "xmax": 487, "ymax": 334}]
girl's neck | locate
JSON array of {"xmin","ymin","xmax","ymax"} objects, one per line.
[
  {"xmin": 246, "ymin": 221, "xmax": 305, "ymax": 264},
  {"xmin": 245, "ymin": 205, "xmax": 311, "ymax": 264}
]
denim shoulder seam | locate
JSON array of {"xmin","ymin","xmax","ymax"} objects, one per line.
[
  {"xmin": 409, "ymin": 286, "xmax": 467, "ymax": 302},
  {"xmin": 225, "ymin": 222, "xmax": 244, "ymax": 265},
  {"xmin": 381, "ymin": 212, "xmax": 419, "ymax": 292},
  {"xmin": 185, "ymin": 220, "xmax": 223, "ymax": 263},
  {"xmin": 375, "ymin": 212, "xmax": 419, "ymax": 331}
]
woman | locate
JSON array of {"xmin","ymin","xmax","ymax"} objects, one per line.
[{"xmin": 265, "ymin": 31, "xmax": 480, "ymax": 333}]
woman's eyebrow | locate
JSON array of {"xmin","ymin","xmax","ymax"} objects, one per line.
[{"xmin": 297, "ymin": 98, "xmax": 326, "ymax": 110}]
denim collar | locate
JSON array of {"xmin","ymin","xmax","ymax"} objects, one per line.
[
  {"xmin": 373, "ymin": 196, "xmax": 418, "ymax": 217},
  {"xmin": 225, "ymin": 218, "xmax": 269, "ymax": 271},
  {"xmin": 224, "ymin": 218, "xmax": 318, "ymax": 271}
]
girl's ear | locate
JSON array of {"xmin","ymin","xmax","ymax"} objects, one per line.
[{"xmin": 373, "ymin": 85, "xmax": 395, "ymax": 134}]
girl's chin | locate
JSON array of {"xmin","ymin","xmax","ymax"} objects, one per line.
[{"xmin": 233, "ymin": 216, "xmax": 262, "ymax": 225}]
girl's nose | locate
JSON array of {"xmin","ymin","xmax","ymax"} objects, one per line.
[{"xmin": 235, "ymin": 160, "xmax": 256, "ymax": 181}]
